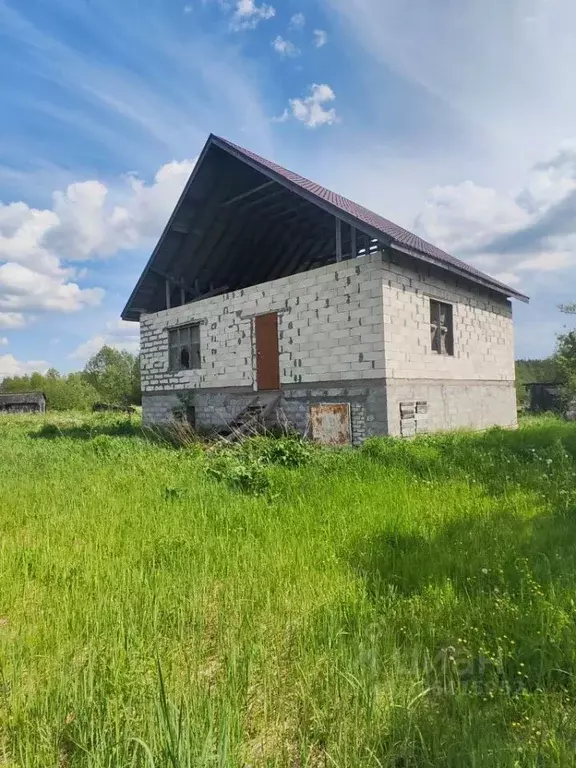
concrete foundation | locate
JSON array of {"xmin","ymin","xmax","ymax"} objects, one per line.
[
  {"xmin": 142, "ymin": 380, "xmax": 387, "ymax": 445},
  {"xmin": 142, "ymin": 377, "xmax": 516, "ymax": 443}
]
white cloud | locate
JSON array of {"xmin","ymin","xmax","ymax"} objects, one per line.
[
  {"xmin": 71, "ymin": 319, "xmax": 140, "ymax": 362},
  {"xmin": 41, "ymin": 158, "xmax": 197, "ymax": 261},
  {"xmin": 277, "ymin": 84, "xmax": 338, "ymax": 129},
  {"xmin": 313, "ymin": 29, "xmax": 328, "ymax": 48},
  {"xmin": 0, "ymin": 313, "xmax": 26, "ymax": 329},
  {"xmin": 183, "ymin": 4, "xmax": 193, "ymax": 12},
  {"xmin": 230, "ymin": 0, "xmax": 275, "ymax": 30},
  {"xmin": 415, "ymin": 139, "xmax": 576, "ymax": 284},
  {"xmin": 415, "ymin": 181, "xmax": 529, "ymax": 254},
  {"xmin": 0, "ymin": 263, "xmax": 103, "ymax": 313},
  {"xmin": 272, "ymin": 36, "xmax": 300, "ymax": 58},
  {"xmin": 0, "ymin": 337, "xmax": 7, "ymax": 346},
  {"xmin": 0, "ymin": 158, "xmax": 195, "ymax": 325},
  {"xmin": 289, "ymin": 12, "xmax": 305, "ymax": 30},
  {"xmin": 0, "ymin": 354, "xmax": 47, "ymax": 380}
]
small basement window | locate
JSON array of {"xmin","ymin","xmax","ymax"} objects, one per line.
[
  {"xmin": 168, "ymin": 324, "xmax": 201, "ymax": 370},
  {"xmin": 430, "ymin": 300, "xmax": 454, "ymax": 355}
]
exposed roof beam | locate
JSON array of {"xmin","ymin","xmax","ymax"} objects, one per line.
[
  {"xmin": 335, "ymin": 218, "xmax": 342, "ymax": 263},
  {"xmin": 166, "ymin": 173, "xmax": 237, "ymax": 284},
  {"xmin": 221, "ymin": 181, "xmax": 275, "ymax": 207},
  {"xmin": 150, "ymin": 268, "xmax": 196, "ymax": 295},
  {"xmin": 239, "ymin": 187, "xmax": 285, "ymax": 212}
]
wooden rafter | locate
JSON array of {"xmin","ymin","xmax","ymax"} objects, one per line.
[{"xmin": 221, "ymin": 180, "xmax": 275, "ymax": 207}]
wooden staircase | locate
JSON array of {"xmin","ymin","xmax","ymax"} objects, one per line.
[{"xmin": 218, "ymin": 393, "xmax": 281, "ymax": 441}]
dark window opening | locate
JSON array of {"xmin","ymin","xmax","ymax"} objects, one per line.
[
  {"xmin": 185, "ymin": 406, "xmax": 196, "ymax": 429},
  {"xmin": 168, "ymin": 323, "xmax": 201, "ymax": 370},
  {"xmin": 430, "ymin": 300, "xmax": 454, "ymax": 356}
]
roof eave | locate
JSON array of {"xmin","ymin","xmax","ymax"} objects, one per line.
[{"xmin": 389, "ymin": 243, "xmax": 530, "ymax": 303}]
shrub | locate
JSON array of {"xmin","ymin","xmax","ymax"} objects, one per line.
[
  {"xmin": 205, "ymin": 454, "xmax": 271, "ymax": 496},
  {"xmin": 242, "ymin": 435, "xmax": 315, "ymax": 468}
]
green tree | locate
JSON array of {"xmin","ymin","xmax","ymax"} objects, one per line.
[
  {"xmin": 83, "ymin": 346, "xmax": 140, "ymax": 405},
  {"xmin": 554, "ymin": 304, "xmax": 576, "ymax": 407},
  {"xmin": 43, "ymin": 373, "xmax": 99, "ymax": 411},
  {"xmin": 0, "ymin": 369, "xmax": 99, "ymax": 410}
]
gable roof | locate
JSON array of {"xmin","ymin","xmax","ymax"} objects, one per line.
[
  {"xmin": 0, "ymin": 391, "xmax": 46, "ymax": 406},
  {"xmin": 122, "ymin": 134, "xmax": 528, "ymax": 320}
]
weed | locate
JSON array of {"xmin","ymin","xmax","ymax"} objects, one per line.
[{"xmin": 205, "ymin": 453, "xmax": 271, "ymax": 495}]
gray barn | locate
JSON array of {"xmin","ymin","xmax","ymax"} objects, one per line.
[
  {"xmin": 0, "ymin": 392, "xmax": 47, "ymax": 415},
  {"xmin": 123, "ymin": 134, "xmax": 529, "ymax": 443}
]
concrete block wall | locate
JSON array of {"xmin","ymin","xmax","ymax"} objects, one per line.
[
  {"xmin": 140, "ymin": 251, "xmax": 386, "ymax": 398},
  {"xmin": 140, "ymin": 247, "xmax": 518, "ymax": 438},
  {"xmin": 381, "ymin": 251, "xmax": 515, "ymax": 382},
  {"xmin": 380, "ymin": 251, "xmax": 517, "ymax": 434}
]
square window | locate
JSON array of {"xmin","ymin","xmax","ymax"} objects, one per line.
[
  {"xmin": 430, "ymin": 300, "xmax": 454, "ymax": 355},
  {"xmin": 168, "ymin": 323, "xmax": 201, "ymax": 370}
]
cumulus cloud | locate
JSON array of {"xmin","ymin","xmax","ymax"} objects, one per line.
[
  {"xmin": 415, "ymin": 139, "xmax": 576, "ymax": 284},
  {"xmin": 230, "ymin": 0, "xmax": 275, "ymax": 30},
  {"xmin": 289, "ymin": 12, "xmax": 305, "ymax": 30},
  {"xmin": 71, "ymin": 319, "xmax": 140, "ymax": 362},
  {"xmin": 0, "ymin": 354, "xmax": 47, "ymax": 380},
  {"xmin": 0, "ymin": 157, "xmax": 195, "ymax": 325},
  {"xmin": 313, "ymin": 29, "xmax": 328, "ymax": 48},
  {"xmin": 40, "ymin": 158, "xmax": 197, "ymax": 262},
  {"xmin": 0, "ymin": 263, "xmax": 103, "ymax": 313},
  {"xmin": 0, "ymin": 337, "xmax": 7, "ymax": 346},
  {"xmin": 275, "ymin": 84, "xmax": 338, "ymax": 129},
  {"xmin": 272, "ymin": 36, "xmax": 300, "ymax": 58}
]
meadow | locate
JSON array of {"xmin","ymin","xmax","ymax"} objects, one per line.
[{"xmin": 1, "ymin": 412, "xmax": 576, "ymax": 767}]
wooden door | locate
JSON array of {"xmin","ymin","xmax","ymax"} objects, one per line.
[{"xmin": 255, "ymin": 312, "xmax": 280, "ymax": 391}]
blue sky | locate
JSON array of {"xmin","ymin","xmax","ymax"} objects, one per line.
[{"xmin": 1, "ymin": 0, "xmax": 576, "ymax": 377}]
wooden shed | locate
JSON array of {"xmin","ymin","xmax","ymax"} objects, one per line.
[{"xmin": 0, "ymin": 392, "xmax": 47, "ymax": 414}]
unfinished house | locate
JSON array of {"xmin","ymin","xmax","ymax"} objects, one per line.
[
  {"xmin": 0, "ymin": 392, "xmax": 46, "ymax": 415},
  {"xmin": 123, "ymin": 134, "xmax": 529, "ymax": 443}
]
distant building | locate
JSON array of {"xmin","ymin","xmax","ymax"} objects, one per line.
[
  {"xmin": 123, "ymin": 134, "xmax": 529, "ymax": 443},
  {"xmin": 524, "ymin": 382, "xmax": 562, "ymax": 413},
  {"xmin": 0, "ymin": 392, "xmax": 47, "ymax": 415}
]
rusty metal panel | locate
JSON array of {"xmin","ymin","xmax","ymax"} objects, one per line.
[{"xmin": 310, "ymin": 403, "xmax": 351, "ymax": 445}]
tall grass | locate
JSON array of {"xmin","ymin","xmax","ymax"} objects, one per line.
[{"xmin": 1, "ymin": 412, "xmax": 576, "ymax": 766}]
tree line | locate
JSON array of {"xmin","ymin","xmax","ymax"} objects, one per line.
[
  {"xmin": 516, "ymin": 303, "xmax": 576, "ymax": 409},
  {"xmin": 0, "ymin": 347, "xmax": 141, "ymax": 411}
]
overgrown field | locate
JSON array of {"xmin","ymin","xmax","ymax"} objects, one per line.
[{"xmin": 2, "ymin": 414, "xmax": 576, "ymax": 767}]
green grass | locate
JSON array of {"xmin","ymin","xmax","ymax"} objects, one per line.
[{"xmin": 1, "ymin": 412, "xmax": 576, "ymax": 767}]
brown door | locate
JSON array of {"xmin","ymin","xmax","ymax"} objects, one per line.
[{"xmin": 255, "ymin": 312, "xmax": 280, "ymax": 391}]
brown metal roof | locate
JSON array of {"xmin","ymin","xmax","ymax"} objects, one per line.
[
  {"xmin": 213, "ymin": 135, "xmax": 528, "ymax": 301},
  {"xmin": 122, "ymin": 134, "xmax": 528, "ymax": 320}
]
